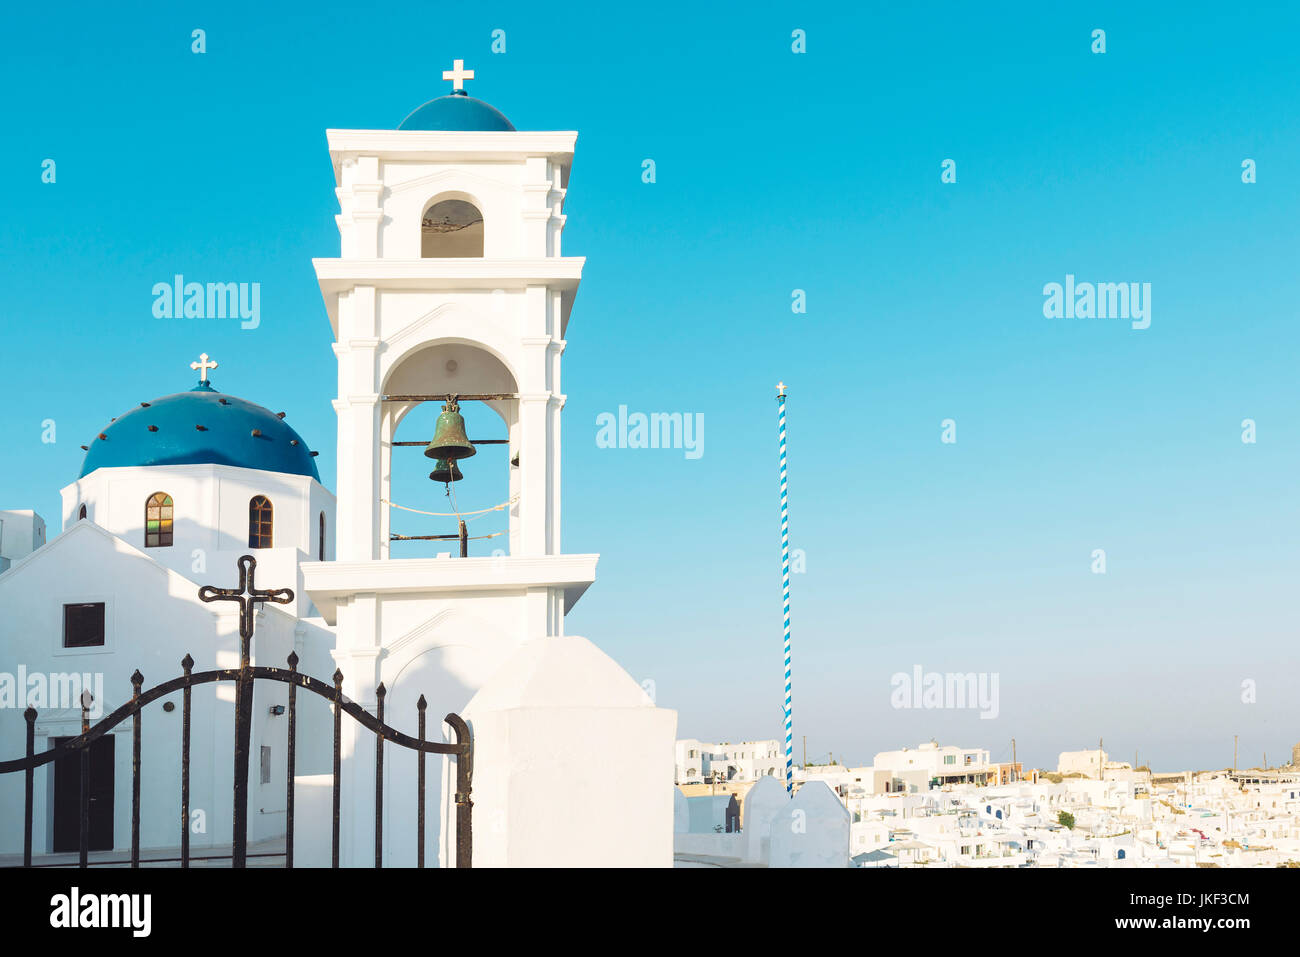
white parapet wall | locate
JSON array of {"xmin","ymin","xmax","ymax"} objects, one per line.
[
  {"xmin": 744, "ymin": 775, "xmax": 790, "ymax": 865},
  {"xmin": 769, "ymin": 780, "xmax": 852, "ymax": 868},
  {"xmin": 292, "ymin": 774, "xmax": 335, "ymax": 868},
  {"xmin": 463, "ymin": 635, "xmax": 677, "ymax": 867}
]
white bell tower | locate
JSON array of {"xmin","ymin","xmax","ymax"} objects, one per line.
[{"xmin": 301, "ymin": 64, "xmax": 603, "ymax": 865}]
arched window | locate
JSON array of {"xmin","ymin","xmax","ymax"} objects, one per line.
[
  {"xmin": 78, "ymin": 504, "xmax": 87, "ymax": 521},
  {"xmin": 145, "ymin": 492, "xmax": 173, "ymax": 547},
  {"xmin": 421, "ymin": 199, "xmax": 483, "ymax": 257},
  {"xmin": 318, "ymin": 511, "xmax": 326, "ymax": 561},
  {"xmin": 248, "ymin": 496, "xmax": 273, "ymax": 549}
]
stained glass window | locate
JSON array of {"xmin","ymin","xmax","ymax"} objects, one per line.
[{"xmin": 145, "ymin": 492, "xmax": 173, "ymax": 547}]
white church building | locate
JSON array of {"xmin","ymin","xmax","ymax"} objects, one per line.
[{"xmin": 0, "ymin": 62, "xmax": 676, "ymax": 867}]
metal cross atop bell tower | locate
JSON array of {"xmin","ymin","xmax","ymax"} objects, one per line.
[
  {"xmin": 190, "ymin": 352, "xmax": 218, "ymax": 383},
  {"xmin": 442, "ymin": 58, "xmax": 474, "ymax": 91}
]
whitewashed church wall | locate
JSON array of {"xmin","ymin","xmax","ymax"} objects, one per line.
[
  {"xmin": 61, "ymin": 465, "xmax": 332, "ymax": 574},
  {"xmin": 375, "ymin": 591, "xmax": 525, "ymax": 652},
  {"xmin": 308, "ymin": 483, "xmax": 336, "ymax": 563},
  {"xmin": 0, "ymin": 520, "xmax": 338, "ymax": 855},
  {"xmin": 0, "ymin": 526, "xmax": 230, "ymax": 852},
  {"xmin": 469, "ymin": 705, "xmax": 677, "ymax": 867},
  {"xmin": 375, "ymin": 291, "xmax": 527, "ymax": 391},
  {"xmin": 376, "ymin": 160, "xmax": 529, "ymax": 260}
]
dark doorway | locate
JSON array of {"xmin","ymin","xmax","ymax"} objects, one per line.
[{"xmin": 52, "ymin": 735, "xmax": 114, "ymax": 852}]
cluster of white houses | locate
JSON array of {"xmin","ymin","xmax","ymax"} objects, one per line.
[
  {"xmin": 825, "ymin": 767, "xmax": 1300, "ymax": 868},
  {"xmin": 674, "ymin": 739, "xmax": 1300, "ymax": 867},
  {"xmin": 676, "ymin": 739, "xmax": 1017, "ymax": 789},
  {"xmin": 674, "ymin": 739, "xmax": 785, "ymax": 784}
]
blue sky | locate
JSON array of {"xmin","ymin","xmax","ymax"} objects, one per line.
[{"xmin": 1, "ymin": 2, "xmax": 1297, "ymax": 771}]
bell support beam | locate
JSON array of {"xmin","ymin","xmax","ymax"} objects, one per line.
[
  {"xmin": 393, "ymin": 439, "xmax": 508, "ymax": 445},
  {"xmin": 383, "ymin": 394, "xmax": 519, "ymax": 402}
]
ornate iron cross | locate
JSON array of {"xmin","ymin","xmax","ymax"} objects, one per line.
[
  {"xmin": 198, "ymin": 553, "xmax": 293, "ymax": 869},
  {"xmin": 199, "ymin": 554, "xmax": 294, "ymax": 651}
]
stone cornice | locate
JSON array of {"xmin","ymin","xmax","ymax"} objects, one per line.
[
  {"xmin": 302, "ymin": 553, "xmax": 599, "ymax": 624},
  {"xmin": 326, "ymin": 129, "xmax": 578, "ymax": 183},
  {"xmin": 313, "ymin": 258, "xmax": 585, "ymax": 335},
  {"xmin": 314, "ymin": 257, "xmax": 583, "ymax": 287}
]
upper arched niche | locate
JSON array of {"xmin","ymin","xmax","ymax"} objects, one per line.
[
  {"xmin": 383, "ymin": 340, "xmax": 519, "ymax": 432},
  {"xmin": 421, "ymin": 197, "xmax": 483, "ymax": 257}
]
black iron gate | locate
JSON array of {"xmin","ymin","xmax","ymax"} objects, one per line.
[{"xmin": 0, "ymin": 555, "xmax": 472, "ymax": 868}]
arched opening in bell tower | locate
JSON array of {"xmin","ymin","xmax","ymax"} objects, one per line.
[
  {"xmin": 380, "ymin": 341, "xmax": 519, "ymax": 559},
  {"xmin": 420, "ymin": 197, "xmax": 484, "ymax": 258}
]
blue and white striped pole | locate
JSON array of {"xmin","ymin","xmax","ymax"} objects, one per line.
[{"xmin": 776, "ymin": 381, "xmax": 794, "ymax": 795}]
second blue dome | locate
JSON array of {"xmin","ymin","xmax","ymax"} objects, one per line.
[{"xmin": 398, "ymin": 91, "xmax": 516, "ymax": 132}]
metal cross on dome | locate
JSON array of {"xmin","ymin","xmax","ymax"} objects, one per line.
[
  {"xmin": 191, "ymin": 352, "xmax": 218, "ymax": 383},
  {"xmin": 442, "ymin": 58, "xmax": 474, "ymax": 91}
]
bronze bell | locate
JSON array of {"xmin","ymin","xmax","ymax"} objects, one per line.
[
  {"xmin": 423, "ymin": 399, "xmax": 477, "ymax": 461},
  {"xmin": 429, "ymin": 458, "xmax": 464, "ymax": 484}
]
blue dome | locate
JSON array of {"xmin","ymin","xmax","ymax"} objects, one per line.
[
  {"xmin": 398, "ymin": 91, "xmax": 515, "ymax": 132},
  {"xmin": 79, "ymin": 382, "xmax": 321, "ymax": 481}
]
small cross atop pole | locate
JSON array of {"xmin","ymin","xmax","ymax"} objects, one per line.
[
  {"xmin": 442, "ymin": 58, "xmax": 474, "ymax": 91},
  {"xmin": 191, "ymin": 353, "xmax": 218, "ymax": 383},
  {"xmin": 775, "ymin": 381, "xmax": 787, "ymax": 398}
]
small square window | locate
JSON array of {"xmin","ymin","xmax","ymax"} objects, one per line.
[{"xmin": 63, "ymin": 603, "xmax": 105, "ymax": 648}]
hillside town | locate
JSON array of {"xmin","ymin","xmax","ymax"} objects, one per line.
[{"xmin": 673, "ymin": 739, "xmax": 1300, "ymax": 868}]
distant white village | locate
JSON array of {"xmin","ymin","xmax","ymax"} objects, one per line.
[{"xmin": 674, "ymin": 738, "xmax": 1300, "ymax": 868}]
